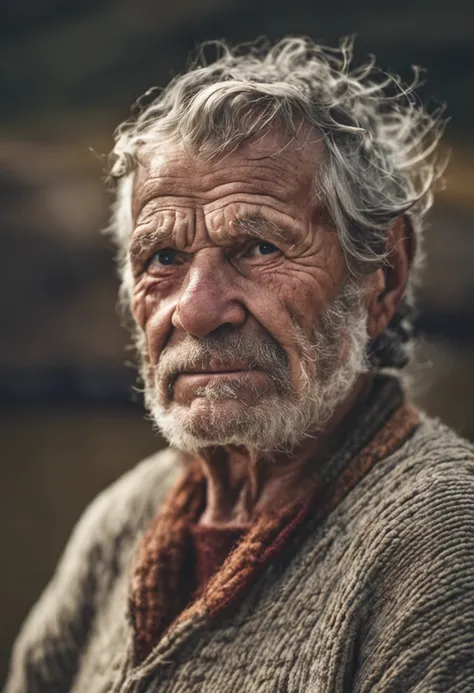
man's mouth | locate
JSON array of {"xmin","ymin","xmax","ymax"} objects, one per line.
[
  {"xmin": 171, "ymin": 366, "xmax": 262, "ymax": 399},
  {"xmin": 181, "ymin": 360, "xmax": 254, "ymax": 375},
  {"xmin": 182, "ymin": 370, "xmax": 248, "ymax": 375}
]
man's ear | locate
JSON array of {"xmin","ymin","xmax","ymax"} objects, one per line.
[{"xmin": 366, "ymin": 216, "xmax": 416, "ymax": 341}]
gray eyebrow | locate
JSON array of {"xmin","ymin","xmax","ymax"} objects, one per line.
[
  {"xmin": 231, "ymin": 214, "xmax": 292, "ymax": 243},
  {"xmin": 129, "ymin": 227, "xmax": 175, "ymax": 261},
  {"xmin": 129, "ymin": 212, "xmax": 296, "ymax": 262}
]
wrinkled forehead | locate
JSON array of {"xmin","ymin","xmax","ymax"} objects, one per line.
[{"xmin": 131, "ymin": 123, "xmax": 326, "ymax": 214}]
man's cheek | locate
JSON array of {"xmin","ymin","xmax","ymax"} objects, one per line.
[
  {"xmin": 143, "ymin": 311, "xmax": 176, "ymax": 368},
  {"xmin": 131, "ymin": 273, "xmax": 169, "ymax": 329},
  {"xmin": 131, "ymin": 284, "xmax": 147, "ymax": 329}
]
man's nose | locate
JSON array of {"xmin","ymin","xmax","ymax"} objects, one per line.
[{"xmin": 171, "ymin": 249, "xmax": 246, "ymax": 337}]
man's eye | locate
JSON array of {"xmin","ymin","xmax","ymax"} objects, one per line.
[
  {"xmin": 249, "ymin": 242, "xmax": 279, "ymax": 257},
  {"xmin": 148, "ymin": 249, "xmax": 178, "ymax": 267}
]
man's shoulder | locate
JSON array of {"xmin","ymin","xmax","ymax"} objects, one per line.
[
  {"xmin": 99, "ymin": 446, "xmax": 182, "ymax": 508},
  {"xmin": 388, "ymin": 412, "xmax": 474, "ymax": 488},
  {"xmin": 337, "ymin": 413, "xmax": 474, "ymax": 548},
  {"xmin": 65, "ymin": 447, "xmax": 183, "ymax": 559},
  {"xmin": 403, "ymin": 413, "xmax": 474, "ymax": 524},
  {"xmin": 349, "ymin": 416, "xmax": 474, "ymax": 690},
  {"xmin": 356, "ymin": 412, "xmax": 474, "ymax": 553}
]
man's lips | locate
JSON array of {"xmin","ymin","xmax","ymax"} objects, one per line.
[
  {"xmin": 180, "ymin": 360, "xmax": 254, "ymax": 375},
  {"xmin": 177, "ymin": 370, "xmax": 256, "ymax": 381},
  {"xmin": 174, "ymin": 365, "xmax": 262, "ymax": 385},
  {"xmin": 173, "ymin": 368, "xmax": 261, "ymax": 394},
  {"xmin": 181, "ymin": 369, "xmax": 250, "ymax": 375}
]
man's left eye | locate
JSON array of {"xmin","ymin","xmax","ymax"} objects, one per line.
[
  {"xmin": 250, "ymin": 242, "xmax": 279, "ymax": 257},
  {"xmin": 148, "ymin": 249, "xmax": 178, "ymax": 267}
]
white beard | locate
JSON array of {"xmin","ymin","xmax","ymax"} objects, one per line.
[{"xmin": 142, "ymin": 281, "xmax": 369, "ymax": 455}]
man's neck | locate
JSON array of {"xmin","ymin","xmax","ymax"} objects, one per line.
[{"xmin": 196, "ymin": 374, "xmax": 371, "ymax": 527}]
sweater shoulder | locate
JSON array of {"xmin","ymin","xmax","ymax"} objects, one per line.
[
  {"xmin": 326, "ymin": 415, "xmax": 474, "ymax": 566},
  {"xmin": 58, "ymin": 447, "xmax": 183, "ymax": 569},
  {"xmin": 394, "ymin": 413, "xmax": 474, "ymax": 529},
  {"xmin": 350, "ymin": 418, "xmax": 474, "ymax": 691},
  {"xmin": 364, "ymin": 413, "xmax": 474, "ymax": 505},
  {"xmin": 75, "ymin": 447, "xmax": 182, "ymax": 544},
  {"xmin": 25, "ymin": 447, "xmax": 182, "ymax": 588},
  {"xmin": 404, "ymin": 412, "xmax": 474, "ymax": 468},
  {"xmin": 342, "ymin": 414, "xmax": 474, "ymax": 570},
  {"xmin": 3, "ymin": 449, "xmax": 182, "ymax": 693}
]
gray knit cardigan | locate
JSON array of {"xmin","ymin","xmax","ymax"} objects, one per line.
[{"xmin": 5, "ymin": 411, "xmax": 474, "ymax": 692}]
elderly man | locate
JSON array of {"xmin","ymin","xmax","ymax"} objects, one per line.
[{"xmin": 5, "ymin": 38, "xmax": 474, "ymax": 692}]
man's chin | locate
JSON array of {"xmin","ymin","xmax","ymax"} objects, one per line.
[
  {"xmin": 156, "ymin": 397, "xmax": 254, "ymax": 437},
  {"xmin": 170, "ymin": 370, "xmax": 275, "ymax": 408},
  {"xmin": 149, "ymin": 395, "xmax": 286, "ymax": 452}
]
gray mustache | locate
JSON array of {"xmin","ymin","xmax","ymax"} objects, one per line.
[{"xmin": 156, "ymin": 328, "xmax": 291, "ymax": 396}]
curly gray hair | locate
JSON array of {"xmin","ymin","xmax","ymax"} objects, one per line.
[{"xmin": 107, "ymin": 37, "xmax": 448, "ymax": 369}]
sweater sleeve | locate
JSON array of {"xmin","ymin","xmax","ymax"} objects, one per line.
[
  {"xmin": 3, "ymin": 450, "xmax": 179, "ymax": 693},
  {"xmin": 3, "ymin": 489, "xmax": 116, "ymax": 693},
  {"xmin": 355, "ymin": 469, "xmax": 474, "ymax": 693}
]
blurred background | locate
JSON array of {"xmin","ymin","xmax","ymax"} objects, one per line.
[{"xmin": 1, "ymin": 0, "xmax": 474, "ymax": 683}]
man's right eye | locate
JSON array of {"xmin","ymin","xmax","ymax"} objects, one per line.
[{"xmin": 148, "ymin": 249, "xmax": 178, "ymax": 267}]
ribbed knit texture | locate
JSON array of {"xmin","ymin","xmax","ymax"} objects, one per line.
[
  {"xmin": 190, "ymin": 525, "xmax": 246, "ymax": 595},
  {"xmin": 4, "ymin": 375, "xmax": 474, "ymax": 693}
]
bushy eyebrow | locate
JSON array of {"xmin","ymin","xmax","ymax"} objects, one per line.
[
  {"xmin": 129, "ymin": 212, "xmax": 297, "ymax": 262},
  {"xmin": 228, "ymin": 213, "xmax": 298, "ymax": 246},
  {"xmin": 129, "ymin": 226, "xmax": 175, "ymax": 263}
]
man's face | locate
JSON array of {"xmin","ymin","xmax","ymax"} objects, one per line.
[{"xmin": 129, "ymin": 125, "xmax": 368, "ymax": 452}]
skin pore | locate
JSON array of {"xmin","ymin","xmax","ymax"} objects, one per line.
[{"xmin": 129, "ymin": 123, "xmax": 412, "ymax": 527}]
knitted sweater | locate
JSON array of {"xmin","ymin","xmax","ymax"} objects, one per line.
[{"xmin": 5, "ymin": 378, "xmax": 474, "ymax": 692}]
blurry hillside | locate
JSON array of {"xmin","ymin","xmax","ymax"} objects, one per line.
[{"xmin": 1, "ymin": 0, "xmax": 474, "ymax": 684}]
